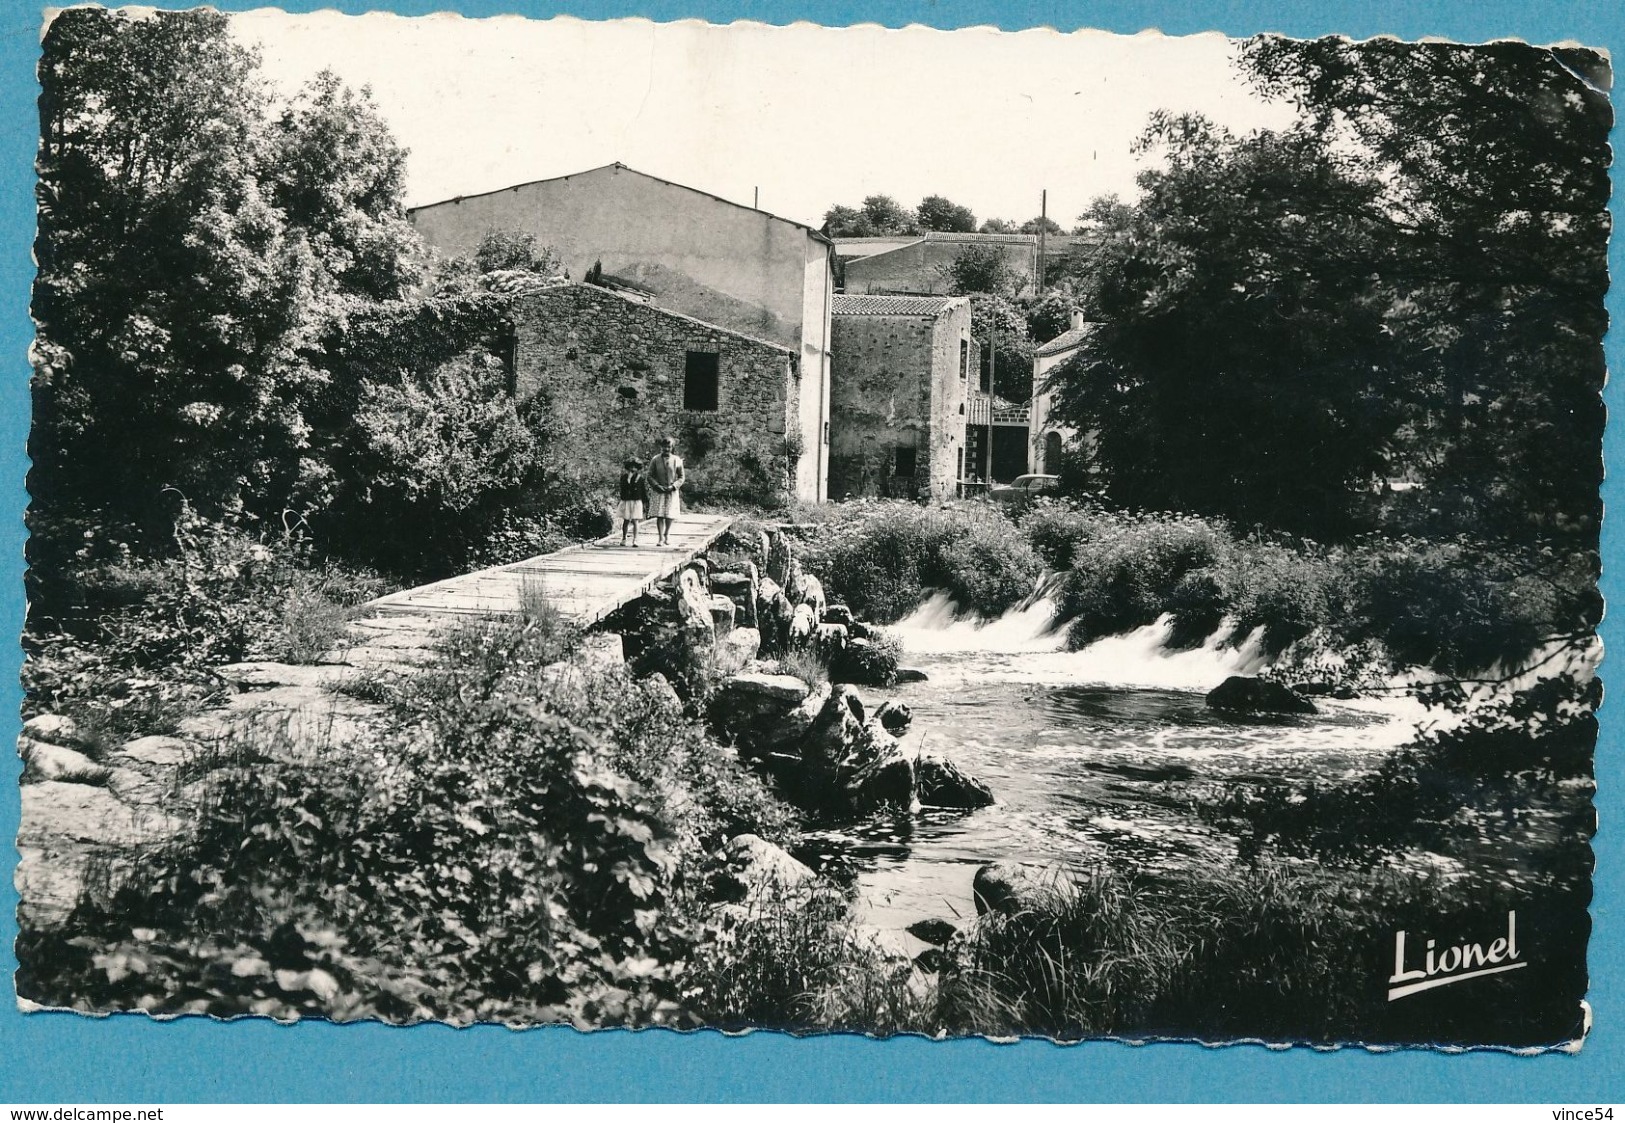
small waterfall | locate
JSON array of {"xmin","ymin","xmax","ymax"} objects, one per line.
[{"xmin": 890, "ymin": 581, "xmax": 1271, "ymax": 692}]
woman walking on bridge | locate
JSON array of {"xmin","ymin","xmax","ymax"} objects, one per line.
[{"xmin": 645, "ymin": 436, "xmax": 685, "ymax": 547}]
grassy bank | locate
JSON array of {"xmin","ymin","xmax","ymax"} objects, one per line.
[{"xmin": 792, "ymin": 497, "xmax": 1595, "ymax": 679}]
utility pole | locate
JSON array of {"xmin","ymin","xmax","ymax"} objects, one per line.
[
  {"xmin": 984, "ymin": 318, "xmax": 995, "ymax": 486},
  {"xmin": 1037, "ymin": 188, "xmax": 1047, "ymax": 293},
  {"xmin": 754, "ymin": 186, "xmax": 759, "ymax": 209}
]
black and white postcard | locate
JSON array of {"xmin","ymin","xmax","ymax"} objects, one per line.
[{"xmin": 14, "ymin": 9, "xmax": 1607, "ymax": 1052}]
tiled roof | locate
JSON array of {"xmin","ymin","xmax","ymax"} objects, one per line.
[
  {"xmin": 832, "ymin": 294, "xmax": 964, "ymax": 317},
  {"xmin": 924, "ymin": 231, "xmax": 1038, "ymax": 245},
  {"xmin": 1034, "ymin": 325, "xmax": 1095, "ymax": 357}
]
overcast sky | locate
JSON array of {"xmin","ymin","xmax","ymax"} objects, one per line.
[{"xmin": 230, "ymin": 11, "xmax": 1299, "ymax": 229}]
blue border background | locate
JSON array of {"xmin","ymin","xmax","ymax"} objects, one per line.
[{"xmin": 2, "ymin": 0, "xmax": 1621, "ymax": 1102}]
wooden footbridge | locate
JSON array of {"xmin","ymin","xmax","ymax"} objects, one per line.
[{"xmin": 365, "ymin": 513, "xmax": 737, "ymax": 626}]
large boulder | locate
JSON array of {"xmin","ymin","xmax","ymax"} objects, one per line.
[
  {"xmin": 19, "ymin": 739, "xmax": 106, "ymax": 785},
  {"xmin": 710, "ymin": 674, "xmax": 828, "ymax": 760},
  {"xmin": 715, "ymin": 627, "xmax": 761, "ymax": 677},
  {"xmin": 874, "ymin": 699, "xmax": 913, "ymax": 735},
  {"xmin": 766, "ymin": 531, "xmax": 794, "ymax": 590},
  {"xmin": 972, "ymin": 862, "xmax": 1064, "ymax": 916},
  {"xmin": 1206, "ymin": 675, "xmax": 1318, "ymax": 716},
  {"xmin": 21, "ymin": 714, "xmax": 84, "ymax": 748},
  {"xmin": 831, "ymin": 636, "xmax": 900, "ymax": 687},
  {"xmin": 798, "ymin": 574, "xmax": 827, "ymax": 620},
  {"xmin": 894, "ymin": 667, "xmax": 930, "ymax": 684},
  {"xmin": 708, "ymin": 593, "xmax": 738, "ymax": 635},
  {"xmin": 721, "ymin": 672, "xmax": 812, "ymax": 705},
  {"xmin": 676, "ymin": 568, "xmax": 716, "ymax": 643},
  {"xmin": 821, "ymin": 604, "xmax": 855, "ymax": 628},
  {"xmin": 789, "ymin": 603, "xmax": 817, "ymax": 646},
  {"xmin": 711, "ymin": 833, "xmax": 817, "ymax": 905},
  {"xmin": 916, "ymin": 753, "xmax": 995, "ymax": 809},
  {"xmin": 796, "ymin": 686, "xmax": 914, "ymax": 813}
]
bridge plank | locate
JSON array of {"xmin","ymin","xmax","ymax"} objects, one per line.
[{"xmin": 364, "ymin": 513, "xmax": 736, "ymax": 626}]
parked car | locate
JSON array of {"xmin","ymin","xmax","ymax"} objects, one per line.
[{"xmin": 990, "ymin": 473, "xmax": 1060, "ymax": 504}]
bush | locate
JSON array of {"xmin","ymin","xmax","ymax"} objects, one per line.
[
  {"xmin": 1340, "ymin": 536, "xmax": 1564, "ymax": 674},
  {"xmin": 1057, "ymin": 513, "xmax": 1232, "ymax": 647},
  {"xmin": 798, "ymin": 500, "xmax": 1043, "ymax": 622},
  {"xmin": 938, "ymin": 861, "xmax": 1586, "ymax": 1046},
  {"xmin": 1017, "ymin": 499, "xmax": 1103, "ymax": 570}
]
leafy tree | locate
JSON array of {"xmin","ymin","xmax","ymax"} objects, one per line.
[
  {"xmin": 31, "ymin": 9, "xmax": 419, "ymax": 546},
  {"xmin": 916, "ymin": 194, "xmax": 977, "ymax": 232},
  {"xmin": 265, "ymin": 70, "xmax": 422, "ymax": 303},
  {"xmin": 942, "ymin": 244, "xmax": 1020, "ymax": 298},
  {"xmin": 1241, "ymin": 37, "xmax": 1609, "ymax": 547},
  {"xmin": 968, "ymin": 294, "xmax": 1034, "ymax": 402},
  {"xmin": 1071, "ymin": 194, "xmax": 1134, "ymax": 236},
  {"xmin": 473, "ymin": 229, "xmax": 563, "ymax": 277},
  {"xmin": 1049, "ymin": 112, "xmax": 1400, "ymax": 538},
  {"xmin": 979, "ymin": 218, "xmax": 1018, "ymax": 233},
  {"xmin": 1018, "ymin": 216, "xmax": 1063, "ymax": 236},
  {"xmin": 1025, "ymin": 291, "xmax": 1078, "ymax": 344},
  {"xmin": 35, "ymin": 9, "xmax": 310, "ymax": 533},
  {"xmin": 821, "ymin": 195, "xmax": 919, "ymax": 237}
]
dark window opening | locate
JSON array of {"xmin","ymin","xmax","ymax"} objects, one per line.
[
  {"xmin": 894, "ymin": 447, "xmax": 918, "ymax": 477},
  {"xmin": 959, "ymin": 338, "xmax": 969, "ymax": 381},
  {"xmin": 684, "ymin": 351, "xmax": 720, "ymax": 411}
]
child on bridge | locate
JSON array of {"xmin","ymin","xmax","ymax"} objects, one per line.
[{"xmin": 617, "ymin": 457, "xmax": 646, "ymax": 547}]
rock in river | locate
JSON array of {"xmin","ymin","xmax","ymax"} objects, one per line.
[
  {"xmin": 916, "ymin": 752, "xmax": 995, "ymax": 809},
  {"xmin": 1205, "ymin": 675, "xmax": 1318, "ymax": 716},
  {"xmin": 972, "ymin": 861, "xmax": 1065, "ymax": 916}
]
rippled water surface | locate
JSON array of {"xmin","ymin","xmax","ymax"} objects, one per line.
[{"xmin": 799, "ymin": 595, "xmax": 1429, "ymax": 932}]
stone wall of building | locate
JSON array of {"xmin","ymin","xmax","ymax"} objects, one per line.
[
  {"xmin": 512, "ymin": 284, "xmax": 802, "ymax": 504},
  {"xmin": 828, "ymin": 299, "xmax": 971, "ymax": 501}
]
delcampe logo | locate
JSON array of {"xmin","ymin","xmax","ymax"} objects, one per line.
[{"xmin": 1387, "ymin": 911, "xmax": 1525, "ymax": 1001}]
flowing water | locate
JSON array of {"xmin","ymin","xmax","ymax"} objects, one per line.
[{"xmin": 799, "ymin": 589, "xmax": 1437, "ymax": 934}]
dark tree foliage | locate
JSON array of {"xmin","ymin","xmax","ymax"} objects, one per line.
[
  {"xmin": 31, "ymin": 9, "xmax": 421, "ymax": 546},
  {"xmin": 979, "ymin": 217, "xmax": 1018, "ymax": 233},
  {"xmin": 1052, "ymin": 37, "xmax": 1611, "ymax": 547},
  {"xmin": 821, "ymin": 194, "xmax": 920, "ymax": 237},
  {"xmin": 916, "ymin": 194, "xmax": 977, "ymax": 233},
  {"xmin": 1018, "ymin": 216, "xmax": 1063, "ymax": 235},
  {"xmin": 1051, "ymin": 114, "xmax": 1401, "ymax": 538},
  {"xmin": 1242, "ymin": 37, "xmax": 1611, "ymax": 548},
  {"xmin": 942, "ymin": 244, "xmax": 1020, "ymax": 298},
  {"xmin": 968, "ymin": 293, "xmax": 1035, "ymax": 403}
]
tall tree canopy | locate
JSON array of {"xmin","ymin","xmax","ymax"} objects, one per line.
[
  {"xmin": 32, "ymin": 9, "xmax": 422, "ymax": 535},
  {"xmin": 1051, "ymin": 113, "xmax": 1398, "ymax": 538},
  {"xmin": 916, "ymin": 194, "xmax": 977, "ymax": 233},
  {"xmin": 1051, "ymin": 38, "xmax": 1611, "ymax": 546},
  {"xmin": 1241, "ymin": 37, "xmax": 1610, "ymax": 546},
  {"xmin": 821, "ymin": 194, "xmax": 920, "ymax": 237}
]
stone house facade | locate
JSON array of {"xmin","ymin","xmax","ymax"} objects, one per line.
[
  {"xmin": 511, "ymin": 283, "xmax": 803, "ymax": 504},
  {"xmin": 409, "ymin": 164, "xmax": 834, "ymax": 499},
  {"xmin": 828, "ymin": 295, "xmax": 974, "ymax": 501}
]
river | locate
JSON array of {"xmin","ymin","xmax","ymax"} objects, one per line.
[{"xmin": 797, "ymin": 590, "xmax": 1437, "ymax": 934}]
